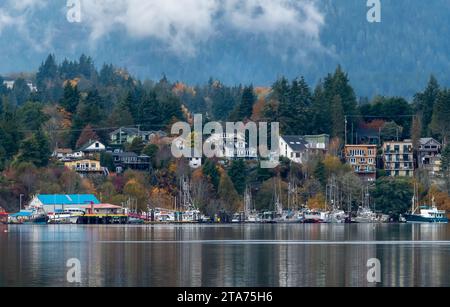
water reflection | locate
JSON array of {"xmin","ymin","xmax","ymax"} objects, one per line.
[{"xmin": 0, "ymin": 224, "xmax": 449, "ymax": 287}]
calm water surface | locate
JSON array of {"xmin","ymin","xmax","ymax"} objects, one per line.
[{"xmin": 0, "ymin": 224, "xmax": 449, "ymax": 287}]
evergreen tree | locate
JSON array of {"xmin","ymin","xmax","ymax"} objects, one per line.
[
  {"xmin": 17, "ymin": 101, "xmax": 50, "ymax": 131},
  {"xmin": 310, "ymin": 82, "xmax": 331, "ymax": 135},
  {"xmin": 17, "ymin": 129, "xmax": 50, "ymax": 167},
  {"xmin": 414, "ymin": 75, "xmax": 440, "ymax": 137},
  {"xmin": 230, "ymin": 85, "xmax": 256, "ymax": 121},
  {"xmin": 202, "ymin": 159, "xmax": 220, "ymax": 192},
  {"xmin": 127, "ymin": 137, "xmax": 145, "ymax": 154},
  {"xmin": 431, "ymin": 89, "xmax": 450, "ymax": 145},
  {"xmin": 228, "ymin": 160, "xmax": 246, "ymax": 195},
  {"xmin": 60, "ymin": 83, "xmax": 80, "ymax": 113},
  {"xmin": 441, "ymin": 145, "xmax": 450, "ymax": 194},
  {"xmin": 11, "ymin": 78, "xmax": 31, "ymax": 106},
  {"xmin": 314, "ymin": 160, "xmax": 326, "ymax": 187},
  {"xmin": 218, "ymin": 171, "xmax": 241, "ymax": 214},
  {"xmin": 330, "ymin": 95, "xmax": 345, "ymax": 139}
]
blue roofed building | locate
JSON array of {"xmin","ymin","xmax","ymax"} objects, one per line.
[{"xmin": 29, "ymin": 194, "xmax": 100, "ymax": 213}]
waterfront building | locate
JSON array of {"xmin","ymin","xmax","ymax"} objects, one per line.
[
  {"xmin": 344, "ymin": 144, "xmax": 377, "ymax": 182},
  {"xmin": 28, "ymin": 194, "xmax": 100, "ymax": 213},
  {"xmin": 383, "ymin": 140, "xmax": 414, "ymax": 177}
]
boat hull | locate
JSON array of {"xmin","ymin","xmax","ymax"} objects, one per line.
[{"xmin": 405, "ymin": 214, "xmax": 448, "ymax": 223}]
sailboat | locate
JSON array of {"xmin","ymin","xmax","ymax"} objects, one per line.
[
  {"xmin": 325, "ymin": 176, "xmax": 345, "ymax": 223},
  {"xmin": 354, "ymin": 186, "xmax": 377, "ymax": 223},
  {"xmin": 244, "ymin": 186, "xmax": 260, "ymax": 223},
  {"xmin": 405, "ymin": 185, "xmax": 448, "ymax": 223}
]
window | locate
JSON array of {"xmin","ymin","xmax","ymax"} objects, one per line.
[
  {"xmin": 368, "ymin": 158, "xmax": 374, "ymax": 164},
  {"xmin": 350, "ymin": 158, "xmax": 356, "ymax": 164},
  {"xmin": 95, "ymin": 142, "xmax": 100, "ymax": 148},
  {"xmin": 394, "ymin": 145, "xmax": 400, "ymax": 152},
  {"xmin": 296, "ymin": 153, "xmax": 300, "ymax": 158}
]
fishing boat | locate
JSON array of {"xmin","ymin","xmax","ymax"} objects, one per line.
[
  {"xmin": 48, "ymin": 208, "xmax": 85, "ymax": 224},
  {"xmin": 405, "ymin": 186, "xmax": 448, "ymax": 224},
  {"xmin": 354, "ymin": 207, "xmax": 377, "ymax": 223},
  {"xmin": 405, "ymin": 198, "xmax": 448, "ymax": 224},
  {"xmin": 303, "ymin": 210, "xmax": 327, "ymax": 223}
]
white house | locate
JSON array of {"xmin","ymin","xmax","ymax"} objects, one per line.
[
  {"xmin": 204, "ymin": 133, "xmax": 257, "ymax": 159},
  {"xmin": 279, "ymin": 136, "xmax": 309, "ymax": 164},
  {"xmin": 77, "ymin": 140, "xmax": 106, "ymax": 154}
]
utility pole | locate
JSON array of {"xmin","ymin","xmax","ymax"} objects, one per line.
[
  {"xmin": 19, "ymin": 194, "xmax": 24, "ymax": 211},
  {"xmin": 345, "ymin": 116, "xmax": 348, "ymax": 145}
]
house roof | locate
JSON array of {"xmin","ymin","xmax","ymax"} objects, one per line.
[
  {"xmin": 9, "ymin": 210, "xmax": 33, "ymax": 217},
  {"xmin": 54, "ymin": 148, "xmax": 73, "ymax": 154},
  {"xmin": 81, "ymin": 204, "xmax": 122, "ymax": 209},
  {"xmin": 420, "ymin": 138, "xmax": 441, "ymax": 146},
  {"xmin": 37, "ymin": 194, "xmax": 100, "ymax": 205},
  {"xmin": 78, "ymin": 140, "xmax": 104, "ymax": 152},
  {"xmin": 110, "ymin": 127, "xmax": 167, "ymax": 138},
  {"xmin": 281, "ymin": 136, "xmax": 308, "ymax": 151}
]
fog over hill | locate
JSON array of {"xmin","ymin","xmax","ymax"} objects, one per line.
[{"xmin": 0, "ymin": 0, "xmax": 449, "ymax": 98}]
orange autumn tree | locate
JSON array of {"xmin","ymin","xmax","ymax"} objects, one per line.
[{"xmin": 149, "ymin": 187, "xmax": 173, "ymax": 210}]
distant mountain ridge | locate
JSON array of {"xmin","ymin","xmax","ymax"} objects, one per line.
[{"xmin": 0, "ymin": 0, "xmax": 449, "ymax": 98}]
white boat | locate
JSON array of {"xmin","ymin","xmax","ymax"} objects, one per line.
[
  {"xmin": 354, "ymin": 207, "xmax": 377, "ymax": 223},
  {"xmin": 48, "ymin": 208, "xmax": 85, "ymax": 224},
  {"xmin": 303, "ymin": 210, "xmax": 327, "ymax": 223},
  {"xmin": 326, "ymin": 210, "xmax": 346, "ymax": 223}
]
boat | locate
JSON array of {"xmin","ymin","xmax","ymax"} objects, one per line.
[
  {"xmin": 405, "ymin": 206, "xmax": 448, "ymax": 223},
  {"xmin": 326, "ymin": 210, "xmax": 346, "ymax": 223},
  {"xmin": 405, "ymin": 188, "xmax": 448, "ymax": 224},
  {"xmin": 354, "ymin": 207, "xmax": 377, "ymax": 223},
  {"xmin": 303, "ymin": 210, "xmax": 327, "ymax": 223},
  {"xmin": 231, "ymin": 213, "xmax": 243, "ymax": 223},
  {"xmin": 9, "ymin": 209, "xmax": 48, "ymax": 224},
  {"xmin": 48, "ymin": 208, "xmax": 85, "ymax": 224}
]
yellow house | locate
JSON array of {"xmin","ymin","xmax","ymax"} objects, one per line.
[{"xmin": 65, "ymin": 159, "xmax": 103, "ymax": 175}]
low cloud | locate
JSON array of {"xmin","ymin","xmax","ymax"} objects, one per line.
[
  {"xmin": 80, "ymin": 0, "xmax": 325, "ymax": 56},
  {"xmin": 0, "ymin": 0, "xmax": 327, "ymax": 57}
]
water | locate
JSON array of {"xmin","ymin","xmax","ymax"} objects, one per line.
[{"xmin": 1, "ymin": 224, "xmax": 449, "ymax": 287}]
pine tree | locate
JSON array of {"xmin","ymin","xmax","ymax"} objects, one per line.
[
  {"xmin": 441, "ymin": 145, "xmax": 450, "ymax": 194},
  {"xmin": 310, "ymin": 83, "xmax": 331, "ymax": 135},
  {"xmin": 230, "ymin": 85, "xmax": 256, "ymax": 121},
  {"xmin": 202, "ymin": 159, "xmax": 220, "ymax": 192},
  {"xmin": 60, "ymin": 83, "xmax": 80, "ymax": 114},
  {"xmin": 330, "ymin": 95, "xmax": 345, "ymax": 140},
  {"xmin": 228, "ymin": 160, "xmax": 247, "ymax": 195},
  {"xmin": 431, "ymin": 89, "xmax": 450, "ymax": 145},
  {"xmin": 414, "ymin": 75, "xmax": 440, "ymax": 137}
]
